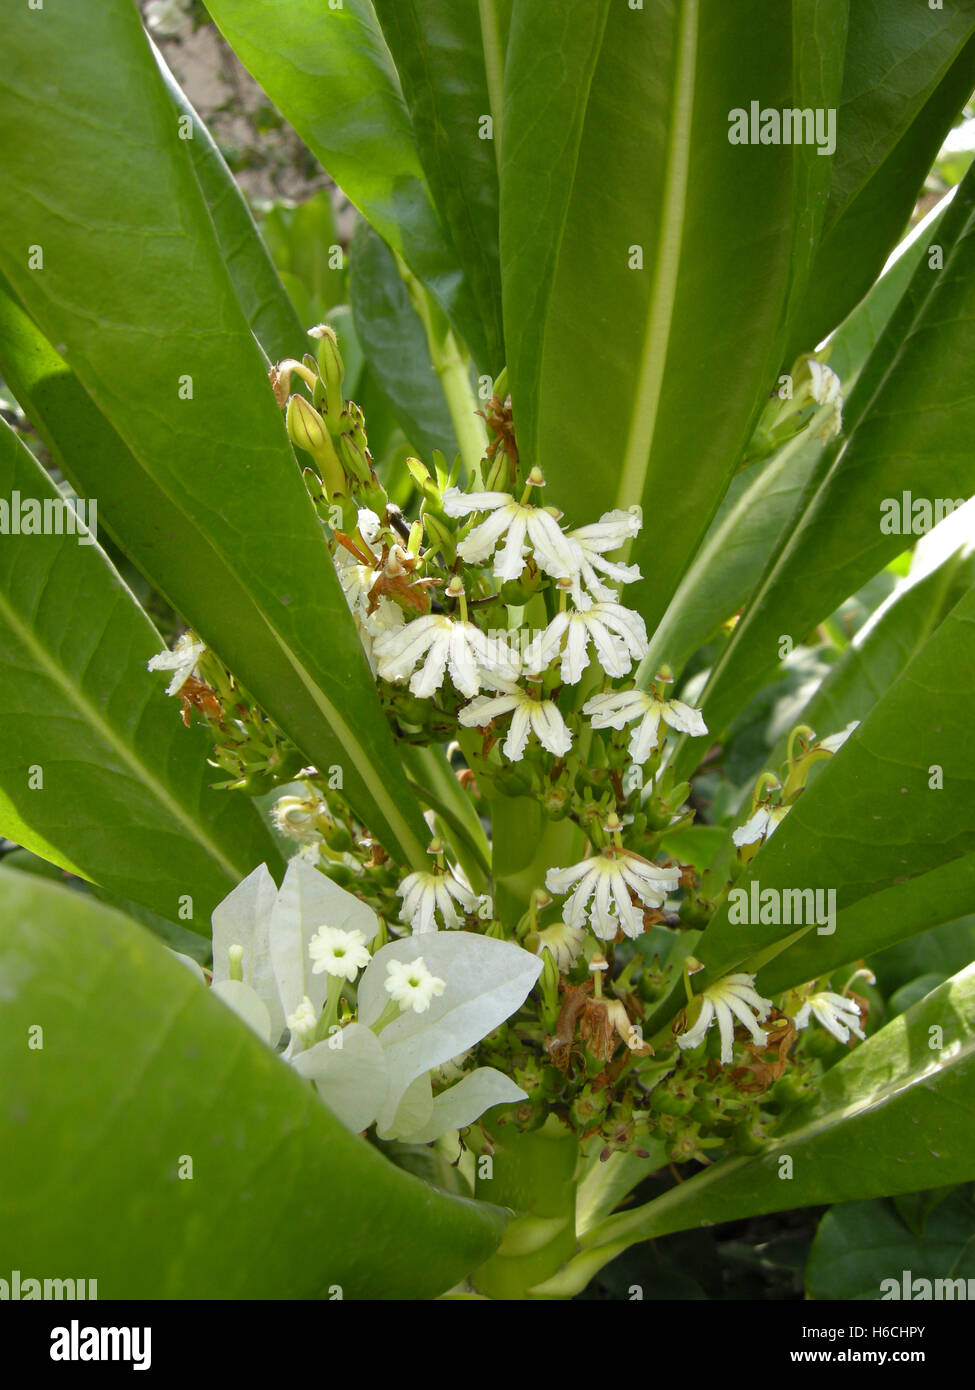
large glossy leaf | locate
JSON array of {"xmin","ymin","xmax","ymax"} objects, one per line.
[
  {"xmin": 0, "ymin": 0, "xmax": 429, "ymax": 868},
  {"xmin": 204, "ymin": 0, "xmax": 490, "ymax": 368},
  {"xmin": 539, "ymin": 962, "xmax": 975, "ymax": 1295},
  {"xmin": 805, "ymin": 1190, "xmax": 975, "ymax": 1299},
  {"xmin": 0, "ymin": 421, "xmax": 279, "ymax": 928},
  {"xmin": 373, "ymin": 0, "xmax": 505, "ymax": 372},
  {"xmin": 151, "ymin": 38, "xmax": 304, "ymax": 365},
  {"xmin": 758, "ymin": 854, "xmax": 975, "ymax": 997},
  {"xmin": 502, "ymin": 0, "xmax": 847, "ymax": 636},
  {"xmin": 786, "ymin": 1, "xmax": 975, "ymax": 355},
  {"xmin": 348, "ymin": 220, "xmax": 460, "ymax": 460},
  {"xmin": 643, "ymin": 191, "xmax": 949, "ymax": 679},
  {"xmin": 0, "ymin": 871, "xmax": 506, "ymax": 1298},
  {"xmin": 693, "ymin": 579, "xmax": 975, "ymax": 984},
  {"xmin": 684, "ymin": 161, "xmax": 975, "ymax": 762}
]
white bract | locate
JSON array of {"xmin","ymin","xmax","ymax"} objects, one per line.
[
  {"xmin": 676, "ymin": 973, "xmax": 773, "ymax": 1065},
  {"xmin": 794, "ymin": 990, "xmax": 865, "ymax": 1043},
  {"xmin": 373, "ymin": 612, "xmax": 517, "ymax": 698},
  {"xmin": 396, "ymin": 866, "xmax": 478, "ymax": 932},
  {"xmin": 583, "ymin": 688, "xmax": 707, "ymax": 763},
  {"xmin": 458, "ymin": 681, "xmax": 573, "ymax": 760},
  {"xmin": 147, "ymin": 631, "xmax": 206, "ymax": 695},
  {"xmin": 819, "ymin": 720, "xmax": 860, "ymax": 753},
  {"xmin": 442, "ymin": 485, "xmax": 582, "ymax": 583},
  {"xmin": 207, "ymin": 865, "xmax": 542, "ymax": 1143},
  {"xmin": 546, "ymin": 849, "xmax": 681, "ymax": 941}
]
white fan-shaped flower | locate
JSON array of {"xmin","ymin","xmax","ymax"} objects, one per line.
[
  {"xmin": 583, "ymin": 687, "xmax": 707, "ymax": 763},
  {"xmin": 536, "ymin": 921, "xmax": 587, "ymax": 971},
  {"xmin": 396, "ymin": 867, "xmax": 478, "ymax": 933},
  {"xmin": 373, "ymin": 613, "xmax": 517, "ymax": 699},
  {"xmin": 147, "ymin": 631, "xmax": 206, "ymax": 695},
  {"xmin": 530, "ymin": 601, "xmax": 648, "ymax": 684},
  {"xmin": 795, "ymin": 990, "xmax": 865, "ymax": 1043},
  {"xmin": 442, "ymin": 486, "xmax": 583, "ymax": 583},
  {"xmin": 545, "ymin": 849, "xmax": 680, "ymax": 941},
  {"xmin": 732, "ymin": 803, "xmax": 790, "ymax": 848},
  {"xmin": 458, "ymin": 681, "xmax": 572, "ymax": 760},
  {"xmin": 565, "ymin": 508, "xmax": 643, "ymax": 602},
  {"xmin": 676, "ymin": 972, "xmax": 773, "ymax": 1065}
]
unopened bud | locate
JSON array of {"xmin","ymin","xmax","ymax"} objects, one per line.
[
  {"xmin": 286, "ymin": 394, "xmax": 345, "ymax": 500},
  {"xmin": 308, "ymin": 324, "xmax": 345, "ymax": 424},
  {"xmin": 270, "ymin": 358, "xmax": 318, "ymax": 407}
]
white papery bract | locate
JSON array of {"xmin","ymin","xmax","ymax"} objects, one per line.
[
  {"xmin": 583, "ymin": 688, "xmax": 707, "ymax": 763},
  {"xmin": 564, "ymin": 508, "xmax": 643, "ymax": 603},
  {"xmin": 373, "ymin": 612, "xmax": 517, "ymax": 698},
  {"xmin": 458, "ymin": 681, "xmax": 573, "ymax": 760},
  {"xmin": 795, "ymin": 990, "xmax": 865, "ymax": 1043},
  {"xmin": 396, "ymin": 866, "xmax": 478, "ymax": 932},
  {"xmin": 532, "ymin": 601, "xmax": 649, "ymax": 684},
  {"xmin": 384, "ymin": 956, "xmax": 446, "ymax": 1013},
  {"xmin": 676, "ymin": 973, "xmax": 773, "ymax": 1065},
  {"xmin": 147, "ymin": 631, "xmax": 206, "ymax": 695},
  {"xmin": 546, "ymin": 849, "xmax": 681, "ymax": 941},
  {"xmin": 732, "ymin": 803, "xmax": 790, "ymax": 848},
  {"xmin": 442, "ymin": 486, "xmax": 582, "ymax": 582}
]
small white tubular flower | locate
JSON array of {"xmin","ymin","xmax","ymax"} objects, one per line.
[
  {"xmin": 545, "ymin": 849, "xmax": 681, "ymax": 941},
  {"xmin": 732, "ymin": 803, "xmax": 790, "ymax": 848},
  {"xmin": 286, "ymin": 995, "xmax": 319, "ymax": 1044},
  {"xmin": 373, "ymin": 613, "xmax": 517, "ymax": 699},
  {"xmin": 397, "ymin": 867, "xmax": 478, "ymax": 933},
  {"xmin": 384, "ymin": 956, "xmax": 446, "ymax": 1014},
  {"xmin": 807, "ymin": 360, "xmax": 843, "ymax": 441},
  {"xmin": 308, "ymin": 925, "xmax": 371, "ymax": 981},
  {"xmin": 458, "ymin": 681, "xmax": 572, "ymax": 761},
  {"xmin": 565, "ymin": 508, "xmax": 643, "ymax": 602},
  {"xmin": 583, "ymin": 688, "xmax": 707, "ymax": 764},
  {"xmin": 536, "ymin": 921, "xmax": 586, "ymax": 971},
  {"xmin": 677, "ymin": 973, "xmax": 773, "ymax": 1065},
  {"xmin": 442, "ymin": 486, "xmax": 582, "ymax": 582},
  {"xmin": 147, "ymin": 632, "xmax": 206, "ymax": 695},
  {"xmin": 795, "ymin": 991, "xmax": 865, "ymax": 1043},
  {"xmin": 819, "ymin": 720, "xmax": 860, "ymax": 753},
  {"xmin": 271, "ymin": 793, "xmax": 325, "ymax": 846},
  {"xmin": 533, "ymin": 601, "xmax": 649, "ymax": 685}
]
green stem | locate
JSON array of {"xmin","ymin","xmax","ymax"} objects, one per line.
[
  {"xmin": 392, "ymin": 250, "xmax": 488, "ymax": 485},
  {"xmin": 478, "ymin": 0, "xmax": 505, "ymax": 176}
]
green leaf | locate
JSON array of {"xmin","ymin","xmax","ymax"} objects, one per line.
[
  {"xmin": 786, "ymin": 1, "xmax": 975, "ymax": 355},
  {"xmin": 552, "ymin": 962, "xmax": 975, "ymax": 1294},
  {"xmin": 687, "ymin": 161, "xmax": 975, "ymax": 760},
  {"xmin": 0, "ymin": 0, "xmax": 429, "ymax": 868},
  {"xmin": 502, "ymin": 0, "xmax": 847, "ymax": 636},
  {"xmin": 694, "ymin": 580, "xmax": 975, "ymax": 984},
  {"xmin": 348, "ymin": 221, "xmax": 460, "ymax": 460},
  {"xmin": 643, "ymin": 192, "xmax": 948, "ymax": 680},
  {"xmin": 758, "ymin": 858, "xmax": 975, "ymax": 998},
  {"xmin": 0, "ymin": 871, "xmax": 506, "ymax": 1297},
  {"xmin": 204, "ymin": 0, "xmax": 491, "ymax": 367},
  {"xmin": 259, "ymin": 190, "xmax": 346, "ymax": 321},
  {"xmin": 152, "ymin": 37, "xmax": 305, "ymax": 364},
  {"xmin": 0, "ymin": 422, "xmax": 280, "ymax": 927},
  {"xmin": 373, "ymin": 0, "xmax": 505, "ymax": 372},
  {"xmin": 806, "ymin": 1191, "xmax": 975, "ymax": 1300}
]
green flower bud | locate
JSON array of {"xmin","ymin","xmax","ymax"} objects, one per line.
[
  {"xmin": 308, "ymin": 324, "xmax": 344, "ymax": 425},
  {"xmin": 420, "ymin": 510, "xmax": 457, "ymax": 565},
  {"xmin": 286, "ymin": 394, "xmax": 346, "ymax": 500}
]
